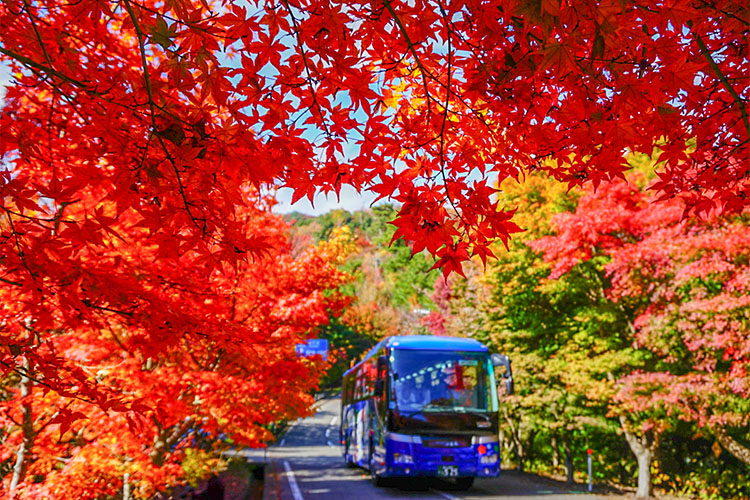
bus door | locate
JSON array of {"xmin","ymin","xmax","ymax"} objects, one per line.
[{"xmin": 370, "ymin": 355, "xmax": 389, "ymax": 466}]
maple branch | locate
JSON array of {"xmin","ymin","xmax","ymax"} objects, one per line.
[
  {"xmin": 127, "ymin": 0, "xmax": 227, "ymax": 36},
  {"xmin": 382, "ymin": 0, "xmax": 434, "ymax": 117},
  {"xmin": 0, "ymin": 359, "xmax": 102, "ymax": 408},
  {"xmin": 0, "ymin": 204, "xmax": 76, "ymax": 230},
  {"xmin": 0, "ymin": 47, "xmax": 94, "ymax": 91},
  {"xmin": 9, "ymin": 356, "xmax": 34, "ymax": 496},
  {"xmin": 187, "ymin": 348, "xmax": 208, "ymax": 371},
  {"xmin": 386, "ymin": 0, "xmax": 506, "ymax": 161},
  {"xmin": 712, "ymin": 425, "xmax": 750, "ymax": 465},
  {"xmin": 0, "ymin": 277, "xmax": 23, "ymax": 287},
  {"xmin": 2, "ymin": 9, "xmax": 97, "ymax": 125},
  {"xmin": 34, "ymin": 405, "xmax": 66, "ymax": 433},
  {"xmin": 2, "ymin": 207, "xmax": 36, "ymax": 281},
  {"xmin": 81, "ymin": 300, "xmax": 135, "ymax": 318},
  {"xmin": 692, "ymin": 31, "xmax": 750, "ymax": 140},
  {"xmin": 210, "ymin": 348, "xmax": 225, "ymax": 371},
  {"xmin": 20, "ymin": 0, "xmax": 90, "ymax": 125},
  {"xmin": 435, "ymin": 1, "xmax": 469, "ymax": 237},
  {"xmin": 694, "ymin": 0, "xmax": 750, "ymax": 27},
  {"xmin": 122, "ymin": 0, "xmax": 207, "ymax": 235},
  {"xmin": 107, "ymin": 326, "xmax": 132, "ymax": 356},
  {"xmin": 2, "ymin": 406, "xmax": 22, "ymax": 427},
  {"xmin": 150, "ymin": 415, "xmax": 195, "ymax": 465},
  {"xmin": 165, "ymin": 417, "xmax": 194, "ymax": 449},
  {"xmin": 281, "ymin": 0, "xmax": 332, "ymax": 138},
  {"xmin": 22, "ymin": 0, "xmax": 55, "ymax": 78}
]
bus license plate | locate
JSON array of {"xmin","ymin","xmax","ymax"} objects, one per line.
[{"xmin": 437, "ymin": 465, "xmax": 459, "ymax": 477}]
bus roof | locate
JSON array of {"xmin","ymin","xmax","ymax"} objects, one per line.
[
  {"xmin": 344, "ymin": 335, "xmax": 489, "ymax": 377},
  {"xmin": 385, "ymin": 335, "xmax": 488, "ymax": 352}
]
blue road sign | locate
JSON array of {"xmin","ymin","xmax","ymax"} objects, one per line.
[{"xmin": 295, "ymin": 339, "xmax": 329, "ymax": 360}]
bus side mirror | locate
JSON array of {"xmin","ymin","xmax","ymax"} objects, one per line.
[
  {"xmin": 374, "ymin": 379, "xmax": 384, "ymax": 397},
  {"xmin": 491, "ymin": 353, "xmax": 514, "ymax": 396},
  {"xmin": 491, "ymin": 353, "xmax": 509, "ymax": 368}
]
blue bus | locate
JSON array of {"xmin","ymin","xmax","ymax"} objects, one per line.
[{"xmin": 340, "ymin": 335, "xmax": 513, "ymax": 490}]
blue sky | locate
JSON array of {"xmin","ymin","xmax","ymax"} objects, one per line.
[
  {"xmin": 272, "ymin": 185, "xmax": 382, "ymax": 215},
  {"xmin": 0, "ymin": 65, "xmax": 9, "ymax": 102}
]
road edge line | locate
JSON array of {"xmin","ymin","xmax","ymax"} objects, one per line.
[
  {"xmin": 432, "ymin": 490, "xmax": 460, "ymax": 500},
  {"xmin": 283, "ymin": 460, "xmax": 304, "ymax": 500}
]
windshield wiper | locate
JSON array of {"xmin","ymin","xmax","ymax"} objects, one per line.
[
  {"xmin": 396, "ymin": 404, "xmax": 488, "ymax": 417},
  {"xmin": 396, "ymin": 410, "xmax": 422, "ymax": 418},
  {"xmin": 423, "ymin": 404, "xmax": 456, "ymax": 412},
  {"xmin": 395, "ymin": 404, "xmax": 449, "ymax": 417},
  {"xmin": 452, "ymin": 407, "xmax": 490, "ymax": 414}
]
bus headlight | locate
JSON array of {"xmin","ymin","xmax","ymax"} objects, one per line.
[
  {"xmin": 393, "ymin": 453, "xmax": 414, "ymax": 464},
  {"xmin": 480, "ymin": 454, "xmax": 498, "ymax": 464}
]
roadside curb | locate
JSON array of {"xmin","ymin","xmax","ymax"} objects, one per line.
[{"xmin": 261, "ymin": 458, "xmax": 282, "ymax": 500}]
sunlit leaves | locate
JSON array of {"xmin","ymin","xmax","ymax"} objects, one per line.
[{"xmin": 1, "ymin": 0, "xmax": 748, "ymax": 491}]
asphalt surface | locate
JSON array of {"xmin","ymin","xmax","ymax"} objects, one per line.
[{"xmin": 260, "ymin": 396, "xmax": 615, "ymax": 500}]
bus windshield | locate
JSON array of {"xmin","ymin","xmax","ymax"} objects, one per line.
[{"xmin": 390, "ymin": 350, "xmax": 497, "ymax": 413}]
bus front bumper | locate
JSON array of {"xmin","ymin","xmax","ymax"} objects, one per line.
[{"xmin": 384, "ymin": 432, "xmax": 501, "ymax": 478}]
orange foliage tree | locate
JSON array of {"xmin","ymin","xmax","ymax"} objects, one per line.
[{"xmin": 0, "ymin": 197, "xmax": 352, "ymax": 497}]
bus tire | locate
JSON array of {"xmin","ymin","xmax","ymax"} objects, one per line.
[
  {"xmin": 454, "ymin": 477, "xmax": 474, "ymax": 490},
  {"xmin": 343, "ymin": 442, "xmax": 355, "ymax": 468},
  {"xmin": 369, "ymin": 452, "xmax": 385, "ymax": 487}
]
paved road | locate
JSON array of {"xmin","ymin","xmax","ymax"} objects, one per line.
[{"xmin": 262, "ymin": 396, "xmax": 614, "ymax": 500}]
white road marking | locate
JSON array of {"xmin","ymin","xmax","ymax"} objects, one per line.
[
  {"xmin": 327, "ymin": 441, "xmax": 336, "ymax": 447},
  {"xmin": 280, "ymin": 421, "xmax": 299, "ymax": 447},
  {"xmin": 330, "ymin": 417, "xmax": 338, "ymax": 426},
  {"xmin": 283, "ymin": 461, "xmax": 304, "ymax": 500},
  {"xmin": 325, "ymin": 428, "xmax": 331, "ymax": 438},
  {"xmin": 433, "ymin": 490, "xmax": 460, "ymax": 500}
]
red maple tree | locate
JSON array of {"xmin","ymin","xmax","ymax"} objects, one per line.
[
  {"xmin": 2, "ymin": 0, "xmax": 747, "ymax": 277},
  {"xmin": 0, "ymin": 197, "xmax": 353, "ymax": 496},
  {"xmin": 0, "ymin": 0, "xmax": 748, "ymax": 495},
  {"xmin": 532, "ymin": 178, "xmax": 750, "ymax": 472}
]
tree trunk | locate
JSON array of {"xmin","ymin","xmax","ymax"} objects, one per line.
[
  {"xmin": 150, "ymin": 417, "xmax": 194, "ymax": 466},
  {"xmin": 562, "ymin": 436, "xmax": 574, "ymax": 484},
  {"xmin": 713, "ymin": 426, "xmax": 750, "ymax": 465},
  {"xmin": 502, "ymin": 408, "xmax": 524, "ymax": 472},
  {"xmin": 635, "ymin": 447, "xmax": 653, "ymax": 499},
  {"xmin": 9, "ymin": 357, "xmax": 34, "ymax": 498},
  {"xmin": 551, "ymin": 434, "xmax": 559, "ymax": 469},
  {"xmin": 525, "ymin": 429, "xmax": 537, "ymax": 471},
  {"xmin": 516, "ymin": 441, "xmax": 524, "ymax": 472},
  {"xmin": 619, "ymin": 416, "xmax": 656, "ymax": 499}
]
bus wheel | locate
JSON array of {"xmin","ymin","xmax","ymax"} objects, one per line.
[
  {"xmin": 454, "ymin": 477, "xmax": 474, "ymax": 490},
  {"xmin": 369, "ymin": 454, "xmax": 385, "ymax": 487},
  {"xmin": 343, "ymin": 443, "xmax": 355, "ymax": 468}
]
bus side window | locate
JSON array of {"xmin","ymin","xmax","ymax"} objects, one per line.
[
  {"xmin": 356, "ymin": 369, "xmax": 365, "ymax": 400},
  {"xmin": 374, "ymin": 355, "xmax": 387, "ymax": 398}
]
